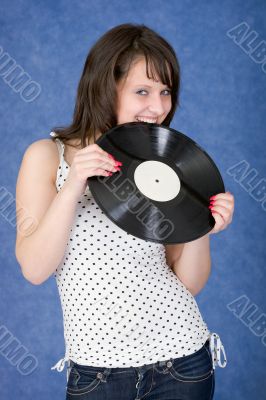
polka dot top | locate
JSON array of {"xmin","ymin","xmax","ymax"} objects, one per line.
[{"xmin": 50, "ymin": 134, "xmax": 211, "ymax": 372}]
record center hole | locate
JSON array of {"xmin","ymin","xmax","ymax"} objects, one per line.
[{"xmin": 155, "ymin": 179, "xmax": 159, "ymax": 183}]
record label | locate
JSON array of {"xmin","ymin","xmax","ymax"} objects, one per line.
[{"xmin": 134, "ymin": 160, "xmax": 181, "ymax": 201}]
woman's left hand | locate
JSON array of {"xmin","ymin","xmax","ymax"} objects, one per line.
[{"xmin": 209, "ymin": 191, "xmax": 235, "ymax": 234}]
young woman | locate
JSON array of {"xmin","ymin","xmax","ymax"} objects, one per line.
[{"xmin": 15, "ymin": 23, "xmax": 234, "ymax": 400}]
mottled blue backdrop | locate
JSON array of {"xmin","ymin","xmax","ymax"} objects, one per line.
[{"xmin": 0, "ymin": 0, "xmax": 266, "ymax": 399}]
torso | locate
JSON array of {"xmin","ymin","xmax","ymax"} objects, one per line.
[{"xmin": 51, "ymin": 135, "xmax": 211, "ymax": 368}]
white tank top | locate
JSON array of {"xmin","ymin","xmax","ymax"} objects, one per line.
[{"xmin": 50, "ymin": 133, "xmax": 211, "ymax": 372}]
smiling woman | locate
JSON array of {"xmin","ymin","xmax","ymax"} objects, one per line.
[
  {"xmin": 116, "ymin": 56, "xmax": 172, "ymax": 125},
  {"xmin": 49, "ymin": 23, "xmax": 180, "ymax": 149},
  {"xmin": 15, "ymin": 23, "xmax": 230, "ymax": 400}
]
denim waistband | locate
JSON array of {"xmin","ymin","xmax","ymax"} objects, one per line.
[
  {"xmin": 69, "ymin": 338, "xmax": 210, "ymax": 374},
  {"xmin": 51, "ymin": 332, "xmax": 227, "ymax": 382}
]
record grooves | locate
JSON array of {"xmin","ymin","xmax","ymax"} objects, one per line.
[{"xmin": 88, "ymin": 122, "xmax": 225, "ymax": 244}]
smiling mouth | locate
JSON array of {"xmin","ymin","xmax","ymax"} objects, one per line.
[{"xmin": 135, "ymin": 117, "xmax": 158, "ymax": 123}]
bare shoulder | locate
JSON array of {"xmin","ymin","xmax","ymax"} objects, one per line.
[
  {"xmin": 15, "ymin": 138, "xmax": 60, "ymax": 248},
  {"xmin": 22, "ymin": 138, "xmax": 59, "ymax": 182}
]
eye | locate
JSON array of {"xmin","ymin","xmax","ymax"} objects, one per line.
[
  {"xmin": 162, "ymin": 89, "xmax": 172, "ymax": 95},
  {"xmin": 136, "ymin": 89, "xmax": 172, "ymax": 96},
  {"xmin": 136, "ymin": 90, "xmax": 148, "ymax": 95}
]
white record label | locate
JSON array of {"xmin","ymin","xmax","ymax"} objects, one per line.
[{"xmin": 134, "ymin": 160, "xmax": 181, "ymax": 202}]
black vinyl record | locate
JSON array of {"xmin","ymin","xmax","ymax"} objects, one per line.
[{"xmin": 88, "ymin": 122, "xmax": 225, "ymax": 244}]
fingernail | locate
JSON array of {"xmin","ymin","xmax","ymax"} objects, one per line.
[
  {"xmin": 108, "ymin": 154, "xmax": 115, "ymax": 160},
  {"xmin": 115, "ymin": 166, "xmax": 121, "ymax": 171},
  {"xmin": 115, "ymin": 161, "xmax": 123, "ymax": 166},
  {"xmin": 210, "ymin": 195, "xmax": 216, "ymax": 200},
  {"xmin": 208, "ymin": 206, "xmax": 214, "ymax": 209},
  {"xmin": 107, "ymin": 171, "xmax": 113, "ymax": 176}
]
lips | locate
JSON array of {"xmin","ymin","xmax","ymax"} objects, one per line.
[{"xmin": 135, "ymin": 116, "xmax": 158, "ymax": 123}]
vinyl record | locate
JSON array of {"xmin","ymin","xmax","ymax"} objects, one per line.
[{"xmin": 88, "ymin": 122, "xmax": 225, "ymax": 244}]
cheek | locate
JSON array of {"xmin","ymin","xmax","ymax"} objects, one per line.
[
  {"xmin": 116, "ymin": 96, "xmax": 139, "ymax": 124},
  {"xmin": 119, "ymin": 95, "xmax": 142, "ymax": 116},
  {"xmin": 166, "ymin": 97, "xmax": 172, "ymax": 112}
]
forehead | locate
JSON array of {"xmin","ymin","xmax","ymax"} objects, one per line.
[
  {"xmin": 119, "ymin": 57, "xmax": 169, "ymax": 88},
  {"xmin": 128, "ymin": 58, "xmax": 158, "ymax": 81}
]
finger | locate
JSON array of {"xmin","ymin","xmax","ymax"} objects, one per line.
[
  {"xmin": 209, "ymin": 198, "xmax": 234, "ymax": 211},
  {"xmin": 210, "ymin": 211, "xmax": 226, "ymax": 232},
  {"xmin": 209, "ymin": 206, "xmax": 226, "ymax": 223},
  {"xmin": 90, "ymin": 168, "xmax": 113, "ymax": 177},
  {"xmin": 77, "ymin": 146, "xmax": 122, "ymax": 166},
  {"xmin": 82, "ymin": 165, "xmax": 117, "ymax": 177},
  {"xmin": 77, "ymin": 159, "xmax": 118, "ymax": 172},
  {"xmin": 75, "ymin": 152, "xmax": 117, "ymax": 167},
  {"xmin": 75, "ymin": 166, "xmax": 111, "ymax": 179},
  {"xmin": 77, "ymin": 143, "xmax": 112, "ymax": 158},
  {"xmin": 210, "ymin": 192, "xmax": 234, "ymax": 202},
  {"xmin": 209, "ymin": 204, "xmax": 231, "ymax": 221}
]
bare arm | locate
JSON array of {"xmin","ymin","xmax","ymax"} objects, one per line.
[
  {"xmin": 15, "ymin": 139, "xmax": 117, "ymax": 285},
  {"xmin": 16, "ymin": 185, "xmax": 80, "ymax": 285},
  {"xmin": 165, "ymin": 192, "xmax": 235, "ymax": 296},
  {"xmin": 165, "ymin": 233, "xmax": 211, "ymax": 296},
  {"xmin": 15, "ymin": 140, "xmax": 80, "ymax": 284}
]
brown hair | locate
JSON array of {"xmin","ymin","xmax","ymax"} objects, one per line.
[{"xmin": 51, "ymin": 23, "xmax": 181, "ymax": 149}]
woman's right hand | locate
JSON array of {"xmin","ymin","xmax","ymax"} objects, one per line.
[{"xmin": 63, "ymin": 143, "xmax": 122, "ymax": 199}]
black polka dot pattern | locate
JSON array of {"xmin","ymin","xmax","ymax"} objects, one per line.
[{"xmin": 53, "ymin": 137, "xmax": 210, "ymax": 368}]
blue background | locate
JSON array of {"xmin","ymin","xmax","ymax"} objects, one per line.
[{"xmin": 0, "ymin": 0, "xmax": 266, "ymax": 398}]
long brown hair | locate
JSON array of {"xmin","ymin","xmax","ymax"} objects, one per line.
[{"xmin": 51, "ymin": 23, "xmax": 181, "ymax": 149}]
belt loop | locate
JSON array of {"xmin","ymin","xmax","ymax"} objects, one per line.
[
  {"xmin": 135, "ymin": 369, "xmax": 143, "ymax": 388},
  {"xmin": 100, "ymin": 367, "xmax": 111, "ymax": 382},
  {"xmin": 66, "ymin": 360, "xmax": 72, "ymax": 382}
]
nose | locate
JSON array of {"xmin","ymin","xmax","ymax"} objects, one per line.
[{"xmin": 147, "ymin": 93, "xmax": 165, "ymax": 115}]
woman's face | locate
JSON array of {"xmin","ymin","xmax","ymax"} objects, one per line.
[{"xmin": 116, "ymin": 57, "xmax": 172, "ymax": 125}]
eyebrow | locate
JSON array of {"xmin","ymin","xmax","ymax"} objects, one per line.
[{"xmin": 134, "ymin": 84, "xmax": 171, "ymax": 88}]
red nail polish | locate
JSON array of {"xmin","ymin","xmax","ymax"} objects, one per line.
[
  {"xmin": 208, "ymin": 206, "xmax": 214, "ymax": 209},
  {"xmin": 108, "ymin": 154, "xmax": 115, "ymax": 160},
  {"xmin": 210, "ymin": 195, "xmax": 216, "ymax": 200}
]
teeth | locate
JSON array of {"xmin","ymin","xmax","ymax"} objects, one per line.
[{"xmin": 136, "ymin": 117, "xmax": 157, "ymax": 123}]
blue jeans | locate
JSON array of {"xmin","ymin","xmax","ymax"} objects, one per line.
[{"xmin": 66, "ymin": 339, "xmax": 215, "ymax": 399}]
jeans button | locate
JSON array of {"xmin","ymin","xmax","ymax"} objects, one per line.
[
  {"xmin": 166, "ymin": 361, "xmax": 172, "ymax": 368},
  {"xmin": 97, "ymin": 372, "xmax": 103, "ymax": 379}
]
